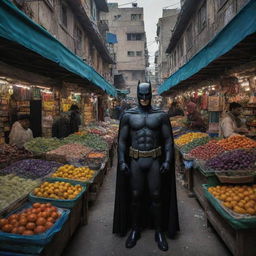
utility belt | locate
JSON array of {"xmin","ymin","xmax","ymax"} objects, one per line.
[{"xmin": 129, "ymin": 146, "xmax": 162, "ymax": 159}]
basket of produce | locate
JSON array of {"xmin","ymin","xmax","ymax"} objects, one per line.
[
  {"xmin": 204, "ymin": 184, "xmax": 256, "ymax": 229},
  {"xmin": 84, "ymin": 151, "xmax": 108, "ymax": 170},
  {"xmin": 0, "ymin": 159, "xmax": 61, "ymax": 180},
  {"xmin": 216, "ymin": 171, "xmax": 255, "ymax": 184},
  {"xmin": 0, "ymin": 202, "xmax": 70, "ymax": 254},
  {"xmin": 0, "ymin": 175, "xmax": 40, "ymax": 213},
  {"xmin": 46, "ymin": 143, "xmax": 92, "ymax": 164},
  {"xmin": 205, "ymin": 149, "xmax": 256, "ymax": 172},
  {"xmin": 48, "ymin": 164, "xmax": 96, "ymax": 184},
  {"xmin": 29, "ymin": 180, "xmax": 86, "ymax": 208}
]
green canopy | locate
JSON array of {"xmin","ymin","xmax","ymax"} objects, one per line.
[{"xmin": 0, "ymin": 0, "xmax": 117, "ymax": 96}]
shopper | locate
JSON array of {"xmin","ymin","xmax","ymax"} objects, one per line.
[
  {"xmin": 186, "ymin": 101, "xmax": 206, "ymax": 132},
  {"xmin": 219, "ymin": 102, "xmax": 248, "ymax": 138},
  {"xmin": 168, "ymin": 101, "xmax": 184, "ymax": 117},
  {"xmin": 69, "ymin": 104, "xmax": 81, "ymax": 133},
  {"xmin": 113, "ymin": 82, "xmax": 179, "ymax": 252},
  {"xmin": 9, "ymin": 115, "xmax": 33, "ymax": 148}
]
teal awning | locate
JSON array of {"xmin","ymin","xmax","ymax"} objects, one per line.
[
  {"xmin": 158, "ymin": 0, "xmax": 256, "ymax": 94},
  {"xmin": 0, "ymin": 0, "xmax": 116, "ymax": 96}
]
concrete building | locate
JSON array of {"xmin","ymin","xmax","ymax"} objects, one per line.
[
  {"xmin": 156, "ymin": 9, "xmax": 179, "ymax": 84},
  {"xmin": 12, "ymin": 0, "xmax": 115, "ymax": 83},
  {"xmin": 101, "ymin": 3, "xmax": 149, "ymax": 97}
]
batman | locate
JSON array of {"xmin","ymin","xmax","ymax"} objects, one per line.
[{"xmin": 113, "ymin": 82, "xmax": 179, "ymax": 251}]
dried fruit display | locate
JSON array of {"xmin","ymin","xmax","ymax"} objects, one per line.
[
  {"xmin": 51, "ymin": 165, "xmax": 95, "ymax": 182},
  {"xmin": 0, "ymin": 159, "xmax": 61, "ymax": 179},
  {"xmin": 174, "ymin": 132, "xmax": 208, "ymax": 147},
  {"xmin": 33, "ymin": 181, "xmax": 83, "ymax": 200},
  {"xmin": 0, "ymin": 175, "xmax": 40, "ymax": 211},
  {"xmin": 217, "ymin": 135, "xmax": 256, "ymax": 150},
  {"xmin": 0, "ymin": 203, "xmax": 61, "ymax": 235},
  {"xmin": 206, "ymin": 149, "xmax": 256, "ymax": 171},
  {"xmin": 189, "ymin": 141, "xmax": 225, "ymax": 160},
  {"xmin": 208, "ymin": 185, "xmax": 256, "ymax": 215}
]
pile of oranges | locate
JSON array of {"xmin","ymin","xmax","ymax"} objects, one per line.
[
  {"xmin": 33, "ymin": 181, "xmax": 83, "ymax": 200},
  {"xmin": 0, "ymin": 203, "xmax": 60, "ymax": 235},
  {"xmin": 208, "ymin": 185, "xmax": 256, "ymax": 215},
  {"xmin": 217, "ymin": 135, "xmax": 256, "ymax": 150}
]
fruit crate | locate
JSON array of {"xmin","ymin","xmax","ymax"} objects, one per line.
[
  {"xmin": 216, "ymin": 171, "xmax": 255, "ymax": 184},
  {"xmin": 29, "ymin": 181, "xmax": 87, "ymax": 208}
]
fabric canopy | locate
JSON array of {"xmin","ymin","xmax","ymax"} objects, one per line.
[
  {"xmin": 0, "ymin": 0, "xmax": 116, "ymax": 96},
  {"xmin": 158, "ymin": 0, "xmax": 256, "ymax": 94}
]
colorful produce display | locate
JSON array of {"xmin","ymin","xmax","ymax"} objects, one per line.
[
  {"xmin": 189, "ymin": 141, "xmax": 225, "ymax": 160},
  {"xmin": 0, "ymin": 159, "xmax": 61, "ymax": 179},
  {"xmin": 46, "ymin": 143, "xmax": 92, "ymax": 161},
  {"xmin": 0, "ymin": 175, "xmax": 40, "ymax": 211},
  {"xmin": 180, "ymin": 136, "xmax": 211, "ymax": 154},
  {"xmin": 87, "ymin": 152, "xmax": 106, "ymax": 159},
  {"xmin": 25, "ymin": 138, "xmax": 64, "ymax": 154},
  {"xmin": 0, "ymin": 203, "xmax": 61, "ymax": 235},
  {"xmin": 33, "ymin": 181, "xmax": 83, "ymax": 200},
  {"xmin": 0, "ymin": 144, "xmax": 32, "ymax": 164},
  {"xmin": 62, "ymin": 134, "xmax": 87, "ymax": 145},
  {"xmin": 206, "ymin": 149, "xmax": 256, "ymax": 171},
  {"xmin": 174, "ymin": 132, "xmax": 207, "ymax": 147},
  {"xmin": 83, "ymin": 133, "xmax": 109, "ymax": 151},
  {"xmin": 208, "ymin": 185, "xmax": 256, "ymax": 215},
  {"xmin": 217, "ymin": 135, "xmax": 256, "ymax": 150},
  {"xmin": 51, "ymin": 165, "xmax": 95, "ymax": 182}
]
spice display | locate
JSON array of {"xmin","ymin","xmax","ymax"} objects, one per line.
[
  {"xmin": 87, "ymin": 152, "xmax": 106, "ymax": 159},
  {"xmin": 0, "ymin": 175, "xmax": 40, "ymax": 211},
  {"xmin": 217, "ymin": 135, "xmax": 256, "ymax": 150},
  {"xmin": 0, "ymin": 144, "xmax": 32, "ymax": 164},
  {"xmin": 51, "ymin": 165, "xmax": 95, "ymax": 182},
  {"xmin": 0, "ymin": 159, "xmax": 61, "ymax": 179},
  {"xmin": 83, "ymin": 134, "xmax": 109, "ymax": 151},
  {"xmin": 189, "ymin": 141, "xmax": 225, "ymax": 160},
  {"xmin": 33, "ymin": 181, "xmax": 83, "ymax": 200},
  {"xmin": 174, "ymin": 132, "xmax": 207, "ymax": 147},
  {"xmin": 46, "ymin": 143, "xmax": 92, "ymax": 161},
  {"xmin": 62, "ymin": 134, "xmax": 86, "ymax": 145},
  {"xmin": 0, "ymin": 203, "xmax": 61, "ymax": 235},
  {"xmin": 206, "ymin": 149, "xmax": 256, "ymax": 171},
  {"xmin": 25, "ymin": 137, "xmax": 64, "ymax": 154},
  {"xmin": 180, "ymin": 136, "xmax": 211, "ymax": 154},
  {"xmin": 208, "ymin": 185, "xmax": 256, "ymax": 215}
]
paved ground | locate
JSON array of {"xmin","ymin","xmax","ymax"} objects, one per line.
[{"xmin": 63, "ymin": 157, "xmax": 232, "ymax": 256}]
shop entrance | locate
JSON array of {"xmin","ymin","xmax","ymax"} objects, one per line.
[{"xmin": 30, "ymin": 100, "xmax": 42, "ymax": 137}]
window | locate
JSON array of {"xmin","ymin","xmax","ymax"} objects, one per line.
[
  {"xmin": 186, "ymin": 24, "xmax": 193, "ymax": 50},
  {"xmin": 136, "ymin": 51, "xmax": 142, "ymax": 56},
  {"xmin": 198, "ymin": 2, "xmax": 206, "ymax": 32},
  {"xmin": 114, "ymin": 14, "xmax": 121, "ymax": 20},
  {"xmin": 127, "ymin": 51, "xmax": 135, "ymax": 57},
  {"xmin": 127, "ymin": 33, "xmax": 144, "ymax": 41},
  {"xmin": 131, "ymin": 14, "xmax": 142, "ymax": 21},
  {"xmin": 61, "ymin": 3, "xmax": 68, "ymax": 28},
  {"xmin": 74, "ymin": 25, "xmax": 82, "ymax": 50}
]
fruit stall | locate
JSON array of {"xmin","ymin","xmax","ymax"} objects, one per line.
[
  {"xmin": 0, "ymin": 121, "xmax": 118, "ymax": 255},
  {"xmin": 174, "ymin": 131, "xmax": 256, "ymax": 256}
]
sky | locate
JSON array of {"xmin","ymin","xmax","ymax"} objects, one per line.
[{"xmin": 107, "ymin": 0, "xmax": 181, "ymax": 68}]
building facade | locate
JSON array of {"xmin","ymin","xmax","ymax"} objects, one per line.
[
  {"xmin": 166, "ymin": 0, "xmax": 251, "ymax": 77},
  {"xmin": 155, "ymin": 9, "xmax": 179, "ymax": 85},
  {"xmin": 12, "ymin": 0, "xmax": 114, "ymax": 83},
  {"xmin": 101, "ymin": 3, "xmax": 149, "ymax": 97}
]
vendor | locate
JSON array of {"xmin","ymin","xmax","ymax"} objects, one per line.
[
  {"xmin": 219, "ymin": 102, "xmax": 248, "ymax": 138},
  {"xmin": 168, "ymin": 101, "xmax": 184, "ymax": 117},
  {"xmin": 186, "ymin": 101, "xmax": 206, "ymax": 132},
  {"xmin": 9, "ymin": 115, "xmax": 33, "ymax": 148}
]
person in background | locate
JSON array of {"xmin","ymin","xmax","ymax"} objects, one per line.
[
  {"xmin": 219, "ymin": 102, "xmax": 248, "ymax": 138},
  {"xmin": 186, "ymin": 101, "xmax": 206, "ymax": 132},
  {"xmin": 168, "ymin": 101, "xmax": 184, "ymax": 117},
  {"xmin": 9, "ymin": 115, "xmax": 33, "ymax": 148},
  {"xmin": 69, "ymin": 104, "xmax": 81, "ymax": 133}
]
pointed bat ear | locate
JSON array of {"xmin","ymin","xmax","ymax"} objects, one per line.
[{"xmin": 138, "ymin": 80, "xmax": 140, "ymax": 86}]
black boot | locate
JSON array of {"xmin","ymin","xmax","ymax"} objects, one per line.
[
  {"xmin": 125, "ymin": 229, "xmax": 141, "ymax": 248},
  {"xmin": 155, "ymin": 231, "xmax": 168, "ymax": 251}
]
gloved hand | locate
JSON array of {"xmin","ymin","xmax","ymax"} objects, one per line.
[
  {"xmin": 119, "ymin": 162, "xmax": 130, "ymax": 175},
  {"xmin": 160, "ymin": 162, "xmax": 170, "ymax": 174}
]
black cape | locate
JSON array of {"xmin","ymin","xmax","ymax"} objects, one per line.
[{"xmin": 112, "ymin": 107, "xmax": 180, "ymax": 238}]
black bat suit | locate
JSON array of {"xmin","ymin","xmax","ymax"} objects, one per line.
[{"xmin": 113, "ymin": 82, "xmax": 179, "ymax": 251}]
